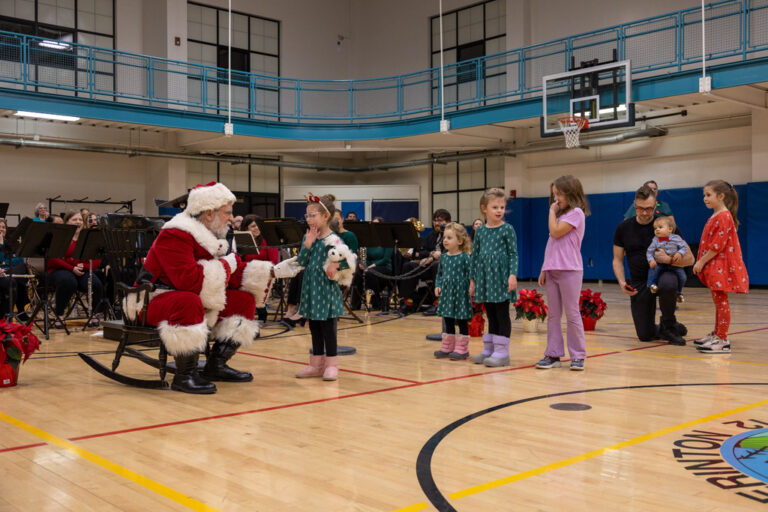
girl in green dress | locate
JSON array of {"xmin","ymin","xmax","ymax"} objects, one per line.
[
  {"xmin": 470, "ymin": 188, "xmax": 519, "ymax": 367},
  {"xmin": 294, "ymin": 194, "xmax": 353, "ymax": 381},
  {"xmin": 434, "ymin": 223, "xmax": 473, "ymax": 360}
]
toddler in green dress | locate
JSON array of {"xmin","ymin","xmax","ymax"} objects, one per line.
[
  {"xmin": 294, "ymin": 193, "xmax": 355, "ymax": 381},
  {"xmin": 470, "ymin": 188, "xmax": 519, "ymax": 367},
  {"xmin": 434, "ymin": 223, "xmax": 473, "ymax": 360}
]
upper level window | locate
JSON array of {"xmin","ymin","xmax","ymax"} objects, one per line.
[
  {"xmin": 430, "ymin": 0, "xmax": 505, "ymax": 110},
  {"xmin": 187, "ymin": 2, "xmax": 279, "ymax": 76}
]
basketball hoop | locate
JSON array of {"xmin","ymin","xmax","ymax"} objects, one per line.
[{"xmin": 558, "ymin": 116, "xmax": 589, "ymax": 148}]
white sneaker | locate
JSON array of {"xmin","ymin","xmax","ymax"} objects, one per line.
[
  {"xmin": 697, "ymin": 337, "xmax": 731, "ymax": 353},
  {"xmin": 693, "ymin": 332, "xmax": 715, "ymax": 346}
]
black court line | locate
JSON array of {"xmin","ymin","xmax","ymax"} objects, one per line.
[{"xmin": 416, "ymin": 382, "xmax": 768, "ymax": 512}]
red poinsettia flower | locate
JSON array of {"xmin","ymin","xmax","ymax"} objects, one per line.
[
  {"xmin": 513, "ymin": 288, "xmax": 548, "ymax": 321},
  {"xmin": 0, "ymin": 320, "xmax": 41, "ymax": 371},
  {"xmin": 579, "ymin": 289, "xmax": 607, "ymax": 320}
]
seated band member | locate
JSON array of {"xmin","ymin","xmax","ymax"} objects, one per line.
[
  {"xmin": 398, "ymin": 209, "xmax": 450, "ymax": 315},
  {"xmin": 0, "ymin": 218, "xmax": 30, "ymax": 321},
  {"xmin": 48, "ymin": 211, "xmax": 104, "ymax": 328},
  {"xmin": 139, "ymin": 182, "xmax": 299, "ymax": 394}
]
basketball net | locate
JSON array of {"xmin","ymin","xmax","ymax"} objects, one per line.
[{"xmin": 558, "ymin": 116, "xmax": 589, "ymax": 149}]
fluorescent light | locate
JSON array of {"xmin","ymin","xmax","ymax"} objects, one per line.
[
  {"xmin": 39, "ymin": 40, "xmax": 70, "ymax": 50},
  {"xmin": 14, "ymin": 111, "xmax": 80, "ymax": 122}
]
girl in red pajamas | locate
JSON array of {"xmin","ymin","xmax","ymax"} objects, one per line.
[{"xmin": 692, "ymin": 180, "xmax": 749, "ymax": 354}]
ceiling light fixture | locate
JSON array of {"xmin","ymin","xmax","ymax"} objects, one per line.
[
  {"xmin": 38, "ymin": 40, "xmax": 70, "ymax": 50},
  {"xmin": 14, "ymin": 111, "xmax": 80, "ymax": 122}
]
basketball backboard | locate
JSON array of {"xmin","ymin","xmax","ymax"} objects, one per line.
[{"xmin": 541, "ymin": 59, "xmax": 634, "ymax": 138}]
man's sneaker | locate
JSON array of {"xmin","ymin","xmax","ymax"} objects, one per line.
[
  {"xmin": 535, "ymin": 356, "xmax": 561, "ymax": 369},
  {"xmin": 649, "ymin": 284, "xmax": 658, "ymax": 293},
  {"xmin": 693, "ymin": 332, "xmax": 716, "ymax": 346},
  {"xmin": 697, "ymin": 337, "xmax": 731, "ymax": 353},
  {"xmin": 570, "ymin": 359, "xmax": 585, "ymax": 371},
  {"xmin": 659, "ymin": 327, "xmax": 686, "ymax": 346},
  {"xmin": 677, "ymin": 293, "xmax": 685, "ymax": 303}
]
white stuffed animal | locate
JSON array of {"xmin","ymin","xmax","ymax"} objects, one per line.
[{"xmin": 323, "ymin": 234, "xmax": 357, "ymax": 287}]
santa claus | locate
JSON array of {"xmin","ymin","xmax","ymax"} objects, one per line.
[{"xmin": 141, "ymin": 182, "xmax": 298, "ymax": 394}]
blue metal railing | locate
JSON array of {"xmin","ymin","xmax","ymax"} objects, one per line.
[{"xmin": 0, "ymin": 0, "xmax": 766, "ymax": 124}]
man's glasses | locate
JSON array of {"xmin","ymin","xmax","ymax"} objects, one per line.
[{"xmin": 634, "ymin": 204, "xmax": 655, "ymax": 213}]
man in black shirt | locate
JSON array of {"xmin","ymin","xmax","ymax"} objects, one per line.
[{"xmin": 613, "ymin": 185, "xmax": 694, "ymax": 345}]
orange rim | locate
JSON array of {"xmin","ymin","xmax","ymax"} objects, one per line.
[{"xmin": 558, "ymin": 116, "xmax": 589, "ymax": 129}]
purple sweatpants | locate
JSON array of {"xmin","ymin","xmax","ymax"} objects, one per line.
[{"xmin": 544, "ymin": 270, "xmax": 586, "ymax": 360}]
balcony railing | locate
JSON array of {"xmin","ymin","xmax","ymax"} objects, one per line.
[{"xmin": 0, "ymin": 0, "xmax": 766, "ymax": 124}]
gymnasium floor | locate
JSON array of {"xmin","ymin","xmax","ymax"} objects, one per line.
[{"xmin": 2, "ymin": 284, "xmax": 768, "ymax": 511}]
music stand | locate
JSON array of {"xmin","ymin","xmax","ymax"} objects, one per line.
[
  {"xmin": 0, "ymin": 203, "xmax": 8, "ymax": 218},
  {"xmin": 370, "ymin": 222, "xmax": 421, "ymax": 317},
  {"xmin": 343, "ymin": 221, "xmax": 379, "ymax": 314},
  {"xmin": 16, "ymin": 222, "xmax": 76, "ymax": 339},
  {"xmin": 234, "ymin": 231, "xmax": 260, "ymax": 255},
  {"xmin": 1, "ymin": 222, "xmax": 31, "ymax": 323},
  {"xmin": 256, "ymin": 219, "xmax": 304, "ymax": 323},
  {"xmin": 72, "ymin": 227, "xmax": 114, "ymax": 330}
]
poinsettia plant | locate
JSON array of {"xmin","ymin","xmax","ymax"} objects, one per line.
[
  {"xmin": 513, "ymin": 288, "xmax": 548, "ymax": 322},
  {"xmin": 0, "ymin": 320, "xmax": 41, "ymax": 372},
  {"xmin": 579, "ymin": 289, "xmax": 607, "ymax": 319}
]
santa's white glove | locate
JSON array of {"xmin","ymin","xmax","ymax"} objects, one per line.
[
  {"xmin": 221, "ymin": 253, "xmax": 238, "ymax": 273},
  {"xmin": 273, "ymin": 256, "xmax": 302, "ymax": 278}
]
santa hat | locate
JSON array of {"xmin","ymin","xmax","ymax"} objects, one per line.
[{"xmin": 185, "ymin": 181, "xmax": 236, "ymax": 216}]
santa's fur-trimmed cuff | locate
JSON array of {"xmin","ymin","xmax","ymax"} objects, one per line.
[
  {"xmin": 158, "ymin": 320, "xmax": 209, "ymax": 356},
  {"xmin": 198, "ymin": 258, "xmax": 228, "ymax": 311},
  {"xmin": 241, "ymin": 260, "xmax": 272, "ymax": 306},
  {"xmin": 211, "ymin": 315, "xmax": 259, "ymax": 348}
]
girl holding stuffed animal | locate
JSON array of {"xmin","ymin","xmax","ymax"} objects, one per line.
[
  {"xmin": 434, "ymin": 223, "xmax": 473, "ymax": 360},
  {"xmin": 295, "ymin": 193, "xmax": 356, "ymax": 380},
  {"xmin": 470, "ymin": 187, "xmax": 519, "ymax": 367}
]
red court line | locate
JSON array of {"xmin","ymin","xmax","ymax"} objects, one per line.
[
  {"xmin": 0, "ymin": 342, "xmax": 669, "ymax": 454},
  {"xmin": 239, "ymin": 351, "xmax": 420, "ymax": 384}
]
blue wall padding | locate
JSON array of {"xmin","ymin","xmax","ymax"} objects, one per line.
[
  {"xmin": 372, "ymin": 201, "xmax": 418, "ymax": 221},
  {"xmin": 284, "ymin": 201, "xmax": 306, "ymax": 220},
  {"xmin": 341, "ymin": 201, "xmax": 365, "ymax": 220},
  {"xmin": 501, "ymin": 182, "xmax": 765, "ymax": 285}
]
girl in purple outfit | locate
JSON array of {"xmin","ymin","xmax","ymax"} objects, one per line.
[{"xmin": 535, "ymin": 175, "xmax": 590, "ymax": 371}]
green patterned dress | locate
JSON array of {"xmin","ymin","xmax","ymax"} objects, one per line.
[
  {"xmin": 436, "ymin": 252, "xmax": 473, "ymax": 320},
  {"xmin": 297, "ymin": 234, "xmax": 346, "ymax": 320},
  {"xmin": 471, "ymin": 223, "xmax": 519, "ymax": 303}
]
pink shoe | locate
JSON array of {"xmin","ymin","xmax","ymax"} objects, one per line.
[
  {"xmin": 295, "ymin": 355, "xmax": 325, "ymax": 378},
  {"xmin": 434, "ymin": 333, "xmax": 455, "ymax": 358},
  {"xmin": 323, "ymin": 356, "xmax": 339, "ymax": 381},
  {"xmin": 449, "ymin": 334, "xmax": 470, "ymax": 360}
]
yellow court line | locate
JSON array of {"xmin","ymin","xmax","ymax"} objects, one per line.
[
  {"xmin": 0, "ymin": 411, "xmax": 220, "ymax": 512},
  {"xmin": 448, "ymin": 396, "xmax": 768, "ymax": 500},
  {"xmin": 391, "ymin": 502, "xmax": 430, "ymax": 512}
]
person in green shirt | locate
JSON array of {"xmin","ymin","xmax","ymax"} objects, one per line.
[
  {"xmin": 349, "ymin": 216, "xmax": 394, "ymax": 310},
  {"xmin": 623, "ymin": 180, "xmax": 674, "ymax": 220}
]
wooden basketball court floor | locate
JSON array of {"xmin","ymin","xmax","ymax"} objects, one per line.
[{"xmin": 2, "ymin": 284, "xmax": 768, "ymax": 511}]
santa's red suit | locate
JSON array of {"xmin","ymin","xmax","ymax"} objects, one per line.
[{"xmin": 139, "ymin": 182, "xmax": 289, "ymax": 394}]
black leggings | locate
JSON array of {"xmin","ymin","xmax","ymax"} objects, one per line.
[
  {"xmin": 484, "ymin": 301, "xmax": 511, "ymax": 337},
  {"xmin": 309, "ymin": 318, "xmax": 338, "ymax": 357},
  {"xmin": 444, "ymin": 317, "xmax": 468, "ymax": 336},
  {"xmin": 49, "ymin": 270, "xmax": 103, "ymax": 317}
]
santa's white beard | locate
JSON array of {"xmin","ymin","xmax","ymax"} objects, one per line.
[{"xmin": 210, "ymin": 217, "xmax": 230, "ymax": 239}]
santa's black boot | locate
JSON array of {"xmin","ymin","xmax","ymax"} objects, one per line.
[
  {"xmin": 202, "ymin": 341, "xmax": 253, "ymax": 382},
  {"xmin": 171, "ymin": 353, "xmax": 217, "ymax": 394}
]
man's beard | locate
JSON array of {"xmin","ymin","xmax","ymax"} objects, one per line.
[{"xmin": 210, "ymin": 216, "xmax": 230, "ymax": 238}]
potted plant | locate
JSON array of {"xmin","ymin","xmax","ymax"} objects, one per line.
[
  {"xmin": 0, "ymin": 320, "xmax": 41, "ymax": 387},
  {"xmin": 513, "ymin": 288, "xmax": 548, "ymax": 333},
  {"xmin": 579, "ymin": 289, "xmax": 607, "ymax": 331},
  {"xmin": 469, "ymin": 301, "xmax": 485, "ymax": 337}
]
